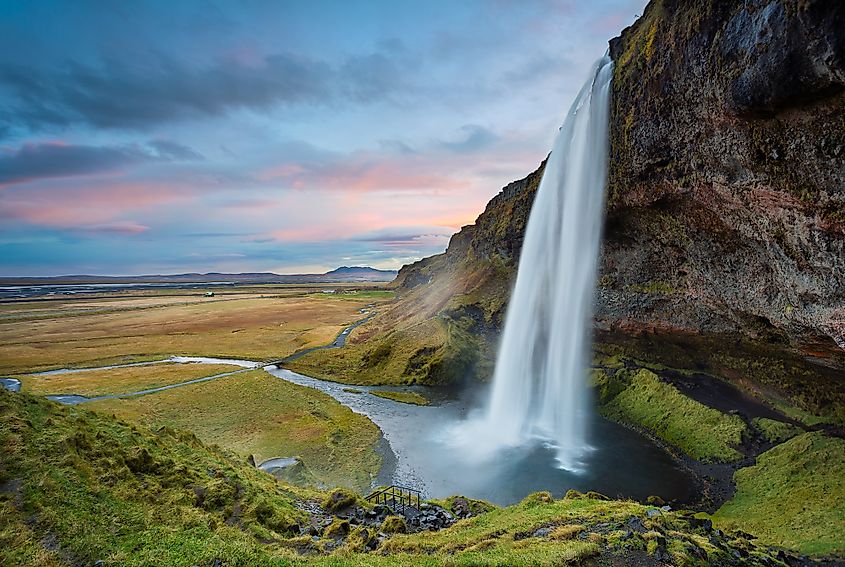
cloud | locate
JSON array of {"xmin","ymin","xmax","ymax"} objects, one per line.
[
  {"xmin": 0, "ymin": 180, "xmax": 193, "ymax": 230},
  {"xmin": 148, "ymin": 139, "xmax": 204, "ymax": 161},
  {"xmin": 0, "ymin": 140, "xmax": 203, "ymax": 187},
  {"xmin": 77, "ymin": 221, "xmax": 150, "ymax": 235},
  {"xmin": 0, "ymin": 141, "xmax": 147, "ymax": 187},
  {"xmin": 0, "ymin": 47, "xmax": 414, "ymax": 135},
  {"xmin": 259, "ymin": 151, "xmax": 471, "ymax": 193},
  {"xmin": 438, "ymin": 124, "xmax": 498, "ymax": 153}
]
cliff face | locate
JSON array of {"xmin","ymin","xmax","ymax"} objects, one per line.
[
  {"xmin": 601, "ymin": 0, "xmax": 845, "ymax": 362},
  {"xmin": 385, "ymin": 0, "xmax": 845, "ymax": 416}
]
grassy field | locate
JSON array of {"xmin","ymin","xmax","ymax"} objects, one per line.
[
  {"xmin": 19, "ymin": 362, "xmax": 242, "ymax": 397},
  {"xmin": 86, "ymin": 369, "xmax": 382, "ymax": 492},
  {"xmin": 0, "ymin": 286, "xmax": 393, "ymax": 374},
  {"xmin": 713, "ymin": 432, "xmax": 845, "ymax": 556}
]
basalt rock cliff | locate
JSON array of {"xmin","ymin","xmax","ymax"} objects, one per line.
[{"xmin": 382, "ymin": 0, "xmax": 845, "ymax": 420}]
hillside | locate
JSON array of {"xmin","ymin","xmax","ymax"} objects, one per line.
[{"xmin": 0, "ymin": 389, "xmax": 805, "ymax": 566}]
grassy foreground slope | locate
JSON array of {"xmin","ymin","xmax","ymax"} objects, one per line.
[
  {"xmin": 0, "ymin": 389, "xmax": 310, "ymax": 567},
  {"xmin": 86, "ymin": 370, "xmax": 382, "ymax": 492},
  {"xmin": 0, "ymin": 389, "xmax": 824, "ymax": 566}
]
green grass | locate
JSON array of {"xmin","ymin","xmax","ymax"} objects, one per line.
[
  {"xmin": 752, "ymin": 417, "xmax": 803, "ymax": 444},
  {"xmin": 0, "ymin": 389, "xmax": 311, "ymax": 567},
  {"xmin": 370, "ymin": 390, "xmax": 429, "ymax": 406},
  {"xmin": 598, "ymin": 368, "xmax": 747, "ymax": 462},
  {"xmin": 19, "ymin": 362, "xmax": 242, "ymax": 397},
  {"xmin": 86, "ymin": 370, "xmax": 382, "ymax": 492},
  {"xmin": 713, "ymin": 432, "xmax": 845, "ymax": 556}
]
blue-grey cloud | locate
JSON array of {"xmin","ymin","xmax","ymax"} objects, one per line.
[
  {"xmin": 148, "ymin": 139, "xmax": 204, "ymax": 161},
  {"xmin": 438, "ymin": 124, "xmax": 498, "ymax": 153},
  {"xmin": 0, "ymin": 140, "xmax": 203, "ymax": 186},
  {"xmin": 0, "ymin": 48, "xmax": 413, "ymax": 136}
]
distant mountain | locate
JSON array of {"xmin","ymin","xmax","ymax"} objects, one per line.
[
  {"xmin": 0, "ymin": 267, "xmax": 398, "ymax": 286},
  {"xmin": 325, "ymin": 266, "xmax": 397, "ymax": 277}
]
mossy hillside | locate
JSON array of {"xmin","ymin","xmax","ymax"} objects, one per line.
[
  {"xmin": 0, "ymin": 390, "xmax": 797, "ymax": 565},
  {"xmin": 596, "ymin": 368, "xmax": 747, "ymax": 462},
  {"xmin": 370, "ymin": 390, "xmax": 429, "ymax": 406},
  {"xmin": 86, "ymin": 370, "xmax": 382, "ymax": 492},
  {"xmin": 752, "ymin": 417, "xmax": 803, "ymax": 444},
  {"xmin": 287, "ymin": 305, "xmax": 490, "ymax": 387},
  {"xmin": 594, "ymin": 335, "xmax": 845, "ymax": 429},
  {"xmin": 0, "ymin": 389, "xmax": 311, "ymax": 567},
  {"xmin": 713, "ymin": 432, "xmax": 845, "ymax": 556},
  {"xmin": 366, "ymin": 492, "xmax": 781, "ymax": 567}
]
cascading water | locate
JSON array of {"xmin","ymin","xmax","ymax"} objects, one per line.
[{"xmin": 474, "ymin": 55, "xmax": 613, "ymax": 471}]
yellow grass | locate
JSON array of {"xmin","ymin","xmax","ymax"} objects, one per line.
[
  {"xmin": 19, "ymin": 362, "xmax": 242, "ymax": 397},
  {"xmin": 0, "ymin": 288, "xmax": 392, "ymax": 374},
  {"xmin": 86, "ymin": 369, "xmax": 382, "ymax": 492}
]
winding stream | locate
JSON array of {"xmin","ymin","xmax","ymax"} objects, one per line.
[{"xmin": 1, "ymin": 315, "xmax": 695, "ymax": 506}]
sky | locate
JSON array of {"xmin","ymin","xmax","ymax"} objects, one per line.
[{"xmin": 0, "ymin": 0, "xmax": 646, "ymax": 276}]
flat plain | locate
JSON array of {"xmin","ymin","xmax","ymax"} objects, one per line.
[{"xmin": 0, "ymin": 285, "xmax": 393, "ymax": 374}]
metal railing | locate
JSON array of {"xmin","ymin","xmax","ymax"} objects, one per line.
[{"xmin": 365, "ymin": 485, "xmax": 421, "ymax": 514}]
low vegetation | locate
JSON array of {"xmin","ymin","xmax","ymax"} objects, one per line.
[
  {"xmin": 86, "ymin": 370, "xmax": 382, "ymax": 492},
  {"xmin": 713, "ymin": 432, "xmax": 845, "ymax": 556},
  {"xmin": 370, "ymin": 390, "xmax": 429, "ymax": 406},
  {"xmin": 595, "ymin": 368, "xmax": 747, "ymax": 462},
  {"xmin": 0, "ymin": 389, "xmax": 311, "ymax": 567},
  {"xmin": 0, "ymin": 389, "xmax": 826, "ymax": 565},
  {"xmin": 752, "ymin": 417, "xmax": 802, "ymax": 444},
  {"xmin": 19, "ymin": 362, "xmax": 241, "ymax": 397},
  {"xmin": 0, "ymin": 287, "xmax": 391, "ymax": 374}
]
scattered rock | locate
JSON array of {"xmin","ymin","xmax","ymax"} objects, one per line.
[
  {"xmin": 532, "ymin": 527, "xmax": 552, "ymax": 538},
  {"xmin": 626, "ymin": 517, "xmax": 647, "ymax": 533}
]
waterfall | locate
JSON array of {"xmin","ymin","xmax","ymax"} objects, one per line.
[{"xmin": 481, "ymin": 55, "xmax": 613, "ymax": 471}]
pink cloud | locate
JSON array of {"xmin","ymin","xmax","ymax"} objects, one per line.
[
  {"xmin": 77, "ymin": 221, "xmax": 151, "ymax": 234},
  {"xmin": 0, "ymin": 179, "xmax": 194, "ymax": 231},
  {"xmin": 259, "ymin": 153, "xmax": 471, "ymax": 193}
]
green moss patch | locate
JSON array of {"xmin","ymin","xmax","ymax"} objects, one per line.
[
  {"xmin": 752, "ymin": 417, "xmax": 803, "ymax": 444},
  {"xmin": 713, "ymin": 432, "xmax": 845, "ymax": 556},
  {"xmin": 370, "ymin": 390, "xmax": 429, "ymax": 406},
  {"xmin": 599, "ymin": 368, "xmax": 747, "ymax": 462}
]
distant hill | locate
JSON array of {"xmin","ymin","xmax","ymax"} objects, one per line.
[
  {"xmin": 0, "ymin": 266, "xmax": 398, "ymax": 286},
  {"xmin": 324, "ymin": 266, "xmax": 397, "ymax": 278}
]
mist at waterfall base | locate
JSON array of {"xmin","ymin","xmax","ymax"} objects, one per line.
[{"xmin": 449, "ymin": 55, "xmax": 612, "ymax": 473}]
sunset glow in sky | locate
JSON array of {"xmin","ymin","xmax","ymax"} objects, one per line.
[{"xmin": 0, "ymin": 0, "xmax": 646, "ymax": 276}]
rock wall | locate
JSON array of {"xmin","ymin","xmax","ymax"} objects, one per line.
[{"xmin": 601, "ymin": 0, "xmax": 845, "ymax": 366}]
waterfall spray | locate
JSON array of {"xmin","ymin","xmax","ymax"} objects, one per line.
[{"xmin": 481, "ymin": 55, "xmax": 613, "ymax": 471}]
